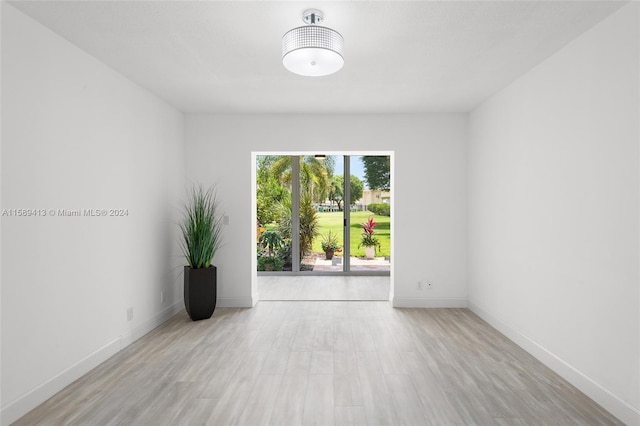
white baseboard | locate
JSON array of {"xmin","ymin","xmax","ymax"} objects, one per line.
[
  {"xmin": 0, "ymin": 337, "xmax": 122, "ymax": 426},
  {"xmin": 216, "ymin": 297, "xmax": 254, "ymax": 308},
  {"xmin": 468, "ymin": 301, "xmax": 640, "ymax": 426},
  {"xmin": 392, "ymin": 297, "xmax": 468, "ymax": 308},
  {"xmin": 1, "ymin": 301, "xmax": 183, "ymax": 426},
  {"xmin": 120, "ymin": 301, "xmax": 183, "ymax": 348}
]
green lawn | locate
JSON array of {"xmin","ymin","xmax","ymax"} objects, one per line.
[
  {"xmin": 263, "ymin": 210, "xmax": 391, "ymax": 258},
  {"xmin": 313, "ymin": 211, "xmax": 390, "ymax": 257}
]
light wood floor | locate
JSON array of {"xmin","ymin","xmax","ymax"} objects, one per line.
[
  {"xmin": 15, "ymin": 302, "xmax": 621, "ymax": 426},
  {"xmin": 258, "ymin": 276, "xmax": 390, "ymax": 301}
]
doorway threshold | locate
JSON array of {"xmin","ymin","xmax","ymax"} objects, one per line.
[{"xmin": 258, "ymin": 275, "xmax": 390, "ymax": 301}]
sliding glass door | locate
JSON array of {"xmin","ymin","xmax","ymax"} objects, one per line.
[
  {"xmin": 256, "ymin": 154, "xmax": 390, "ymax": 275},
  {"xmin": 349, "ymin": 155, "xmax": 391, "ymax": 272}
]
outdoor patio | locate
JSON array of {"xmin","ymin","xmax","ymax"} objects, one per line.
[{"xmin": 311, "ymin": 256, "xmax": 391, "ymax": 272}]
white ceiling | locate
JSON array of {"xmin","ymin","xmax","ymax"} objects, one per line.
[{"xmin": 8, "ymin": 1, "xmax": 626, "ymax": 114}]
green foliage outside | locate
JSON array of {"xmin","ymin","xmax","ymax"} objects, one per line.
[
  {"xmin": 257, "ymin": 175, "xmax": 288, "ymax": 225},
  {"xmin": 257, "ymin": 229, "xmax": 289, "ymax": 271},
  {"xmin": 262, "ymin": 155, "xmax": 331, "ymax": 206},
  {"xmin": 367, "ymin": 203, "xmax": 390, "ymax": 217},
  {"xmin": 257, "ymin": 155, "xmax": 390, "ymax": 263},
  {"xmin": 259, "ymin": 230, "xmax": 283, "ymax": 257},
  {"xmin": 257, "ymin": 155, "xmax": 324, "ymax": 261},
  {"xmin": 277, "ymin": 192, "xmax": 319, "ymax": 262},
  {"xmin": 329, "ymin": 175, "xmax": 364, "ymax": 211},
  {"xmin": 257, "ymin": 254, "xmax": 284, "ymax": 271},
  {"xmin": 298, "ymin": 193, "xmax": 320, "ymax": 258},
  {"xmin": 362, "ymin": 156, "xmax": 391, "ymax": 190}
]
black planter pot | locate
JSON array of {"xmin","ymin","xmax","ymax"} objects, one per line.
[{"xmin": 184, "ymin": 265, "xmax": 217, "ymax": 321}]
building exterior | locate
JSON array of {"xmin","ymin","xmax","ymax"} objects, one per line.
[{"xmin": 359, "ymin": 189, "xmax": 390, "ymax": 209}]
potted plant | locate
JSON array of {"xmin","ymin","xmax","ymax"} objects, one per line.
[
  {"xmin": 358, "ymin": 217, "xmax": 381, "ymax": 259},
  {"xmin": 180, "ymin": 184, "xmax": 223, "ymax": 321},
  {"xmin": 320, "ymin": 231, "xmax": 342, "ymax": 260}
]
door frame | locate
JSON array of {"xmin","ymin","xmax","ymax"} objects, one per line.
[{"xmin": 251, "ymin": 151, "xmax": 395, "ymax": 302}]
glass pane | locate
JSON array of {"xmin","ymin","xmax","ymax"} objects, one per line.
[
  {"xmin": 256, "ymin": 155, "xmax": 293, "ymax": 272},
  {"xmin": 350, "ymin": 155, "xmax": 391, "ymax": 272},
  {"xmin": 301, "ymin": 155, "xmax": 343, "ymax": 272}
]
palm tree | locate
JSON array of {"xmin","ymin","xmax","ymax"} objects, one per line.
[
  {"xmin": 270, "ymin": 155, "xmax": 331, "ymax": 203},
  {"xmin": 260, "ymin": 155, "xmax": 330, "ymax": 263}
]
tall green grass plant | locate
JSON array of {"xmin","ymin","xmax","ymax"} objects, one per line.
[{"xmin": 180, "ymin": 185, "xmax": 224, "ymax": 269}]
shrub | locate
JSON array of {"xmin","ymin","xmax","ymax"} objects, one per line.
[
  {"xmin": 299, "ymin": 193, "xmax": 319, "ymax": 258},
  {"xmin": 276, "ymin": 240, "xmax": 292, "ymax": 268},
  {"xmin": 279, "ymin": 192, "xmax": 319, "ymax": 260},
  {"xmin": 257, "ymin": 254, "xmax": 284, "ymax": 271},
  {"xmin": 259, "ymin": 230, "xmax": 283, "ymax": 257},
  {"xmin": 367, "ymin": 203, "xmax": 390, "ymax": 217}
]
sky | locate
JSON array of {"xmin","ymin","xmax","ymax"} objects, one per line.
[{"xmin": 331, "ymin": 155, "xmax": 365, "ymax": 182}]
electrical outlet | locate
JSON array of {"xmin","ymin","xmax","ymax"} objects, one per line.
[
  {"xmin": 417, "ymin": 281, "xmax": 423, "ymax": 290},
  {"xmin": 127, "ymin": 307, "xmax": 134, "ymax": 321},
  {"xmin": 426, "ymin": 281, "xmax": 433, "ymax": 290},
  {"xmin": 160, "ymin": 291, "xmax": 165, "ymax": 303}
]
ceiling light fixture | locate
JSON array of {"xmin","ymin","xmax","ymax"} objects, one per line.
[{"xmin": 282, "ymin": 9, "xmax": 344, "ymax": 77}]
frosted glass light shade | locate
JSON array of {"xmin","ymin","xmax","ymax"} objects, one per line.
[{"xmin": 282, "ymin": 25, "xmax": 344, "ymax": 77}]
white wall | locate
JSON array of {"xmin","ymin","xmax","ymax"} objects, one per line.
[
  {"xmin": 0, "ymin": 5, "xmax": 185, "ymax": 424},
  {"xmin": 468, "ymin": 3, "xmax": 639, "ymax": 424},
  {"xmin": 185, "ymin": 114, "xmax": 468, "ymax": 308}
]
